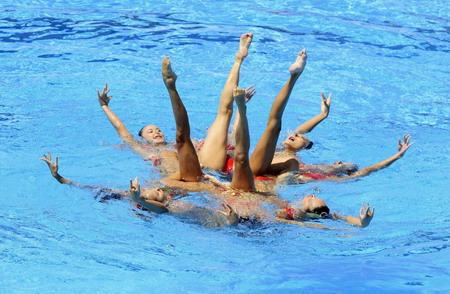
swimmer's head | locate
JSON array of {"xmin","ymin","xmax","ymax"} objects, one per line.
[
  {"xmin": 276, "ymin": 195, "xmax": 329, "ymax": 220},
  {"xmin": 332, "ymin": 161, "xmax": 359, "ymax": 175},
  {"xmin": 138, "ymin": 125, "xmax": 166, "ymax": 144},
  {"xmin": 283, "ymin": 133, "xmax": 313, "ymax": 152},
  {"xmin": 141, "ymin": 188, "xmax": 167, "ymax": 203},
  {"xmin": 301, "ymin": 194, "xmax": 330, "ymax": 217}
]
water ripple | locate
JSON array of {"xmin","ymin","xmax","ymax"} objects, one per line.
[{"xmin": 0, "ymin": 8, "xmax": 448, "ymax": 58}]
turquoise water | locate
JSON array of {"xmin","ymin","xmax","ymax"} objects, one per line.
[{"xmin": 1, "ymin": 0, "xmax": 449, "ymax": 292}]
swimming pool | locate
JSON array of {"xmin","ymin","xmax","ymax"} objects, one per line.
[{"xmin": 1, "ymin": 0, "xmax": 449, "ymax": 292}]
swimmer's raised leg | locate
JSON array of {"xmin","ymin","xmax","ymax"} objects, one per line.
[
  {"xmin": 250, "ymin": 49, "xmax": 307, "ymax": 176},
  {"xmin": 162, "ymin": 57, "xmax": 203, "ymax": 182},
  {"xmin": 199, "ymin": 33, "xmax": 253, "ymax": 170},
  {"xmin": 231, "ymin": 87, "xmax": 255, "ymax": 191}
]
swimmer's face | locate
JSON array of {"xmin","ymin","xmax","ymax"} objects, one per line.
[
  {"xmin": 284, "ymin": 133, "xmax": 311, "ymax": 151},
  {"xmin": 141, "ymin": 188, "xmax": 166, "ymax": 203},
  {"xmin": 140, "ymin": 125, "xmax": 165, "ymax": 144},
  {"xmin": 301, "ymin": 194, "xmax": 328, "ymax": 212}
]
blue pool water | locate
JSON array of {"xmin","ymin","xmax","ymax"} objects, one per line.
[{"xmin": 1, "ymin": 0, "xmax": 449, "ymax": 292}]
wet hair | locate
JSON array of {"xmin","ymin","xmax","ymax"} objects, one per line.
[
  {"xmin": 305, "ymin": 141, "xmax": 314, "ymax": 150},
  {"xmin": 138, "ymin": 127, "xmax": 145, "ymax": 137},
  {"xmin": 341, "ymin": 164, "xmax": 358, "ymax": 175},
  {"xmin": 99, "ymin": 192, "xmax": 124, "ymax": 203},
  {"xmin": 305, "ymin": 205, "xmax": 330, "ymax": 216},
  {"xmin": 94, "ymin": 188, "xmax": 124, "ymax": 203}
]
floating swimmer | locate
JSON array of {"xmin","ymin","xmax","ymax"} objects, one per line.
[
  {"xmin": 276, "ymin": 134, "xmax": 414, "ymax": 185},
  {"xmin": 39, "ymin": 152, "xmax": 238, "ymax": 227},
  {"xmin": 97, "ymin": 83, "xmax": 166, "ymax": 165},
  {"xmin": 156, "ymin": 64, "xmax": 374, "ymax": 228},
  {"xmin": 97, "ymin": 33, "xmax": 255, "ymax": 172},
  {"xmin": 276, "ymin": 194, "xmax": 375, "ymax": 228}
]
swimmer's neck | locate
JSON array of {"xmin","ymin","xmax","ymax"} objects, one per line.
[
  {"xmin": 142, "ymin": 141, "xmax": 167, "ymax": 148},
  {"xmin": 279, "ymin": 148, "xmax": 297, "ymax": 157}
]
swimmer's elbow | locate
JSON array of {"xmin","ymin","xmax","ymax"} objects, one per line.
[{"xmin": 344, "ymin": 167, "xmax": 377, "ymax": 180}]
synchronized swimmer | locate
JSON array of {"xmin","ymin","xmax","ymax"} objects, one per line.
[{"xmin": 41, "ymin": 33, "xmax": 413, "ymax": 229}]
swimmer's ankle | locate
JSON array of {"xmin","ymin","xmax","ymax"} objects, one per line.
[
  {"xmin": 164, "ymin": 79, "xmax": 176, "ymax": 89},
  {"xmin": 234, "ymin": 54, "xmax": 245, "ymax": 64}
]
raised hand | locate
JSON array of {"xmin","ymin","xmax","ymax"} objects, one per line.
[
  {"xmin": 245, "ymin": 85, "xmax": 256, "ymax": 103},
  {"xmin": 320, "ymin": 92, "xmax": 332, "ymax": 117},
  {"xmin": 39, "ymin": 151, "xmax": 59, "ymax": 176},
  {"xmin": 129, "ymin": 177, "xmax": 141, "ymax": 201},
  {"xmin": 130, "ymin": 177, "xmax": 139, "ymax": 191},
  {"xmin": 359, "ymin": 203, "xmax": 375, "ymax": 228},
  {"xmin": 97, "ymin": 83, "xmax": 113, "ymax": 106},
  {"xmin": 398, "ymin": 134, "xmax": 414, "ymax": 157}
]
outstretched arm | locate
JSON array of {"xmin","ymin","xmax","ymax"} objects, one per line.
[
  {"xmin": 340, "ymin": 135, "xmax": 414, "ymax": 180},
  {"xmin": 295, "ymin": 92, "xmax": 331, "ymax": 134},
  {"xmin": 331, "ymin": 203, "xmax": 375, "ymax": 228},
  {"xmin": 40, "ymin": 152, "xmax": 81, "ymax": 186},
  {"xmin": 98, "ymin": 83, "xmax": 135, "ymax": 144},
  {"xmin": 98, "ymin": 84, "xmax": 160, "ymax": 165},
  {"xmin": 275, "ymin": 217, "xmax": 341, "ymax": 230}
]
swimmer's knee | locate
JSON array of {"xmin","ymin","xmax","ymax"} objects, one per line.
[
  {"xmin": 234, "ymin": 152, "xmax": 249, "ymax": 166},
  {"xmin": 218, "ymin": 106, "xmax": 233, "ymax": 117},
  {"xmin": 175, "ymin": 129, "xmax": 187, "ymax": 145}
]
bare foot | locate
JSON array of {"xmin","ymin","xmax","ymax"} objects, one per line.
[
  {"xmin": 237, "ymin": 33, "xmax": 253, "ymax": 59},
  {"xmin": 233, "ymin": 87, "xmax": 246, "ymax": 107},
  {"xmin": 161, "ymin": 56, "xmax": 177, "ymax": 86},
  {"xmin": 288, "ymin": 49, "xmax": 307, "ymax": 74}
]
